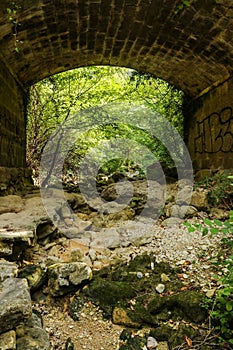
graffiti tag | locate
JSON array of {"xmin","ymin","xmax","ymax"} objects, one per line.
[{"xmin": 194, "ymin": 107, "xmax": 233, "ymax": 153}]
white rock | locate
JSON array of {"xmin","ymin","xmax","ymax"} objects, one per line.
[
  {"xmin": 156, "ymin": 283, "xmax": 165, "ymax": 294},
  {"xmin": 147, "ymin": 336, "xmax": 158, "ymax": 348}
]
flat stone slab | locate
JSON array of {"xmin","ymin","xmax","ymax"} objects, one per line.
[
  {"xmin": 0, "ymin": 229, "xmax": 34, "ymax": 240},
  {"xmin": 0, "ymin": 229, "xmax": 35, "ymax": 258},
  {"xmin": 0, "ymin": 278, "xmax": 32, "ymax": 333}
]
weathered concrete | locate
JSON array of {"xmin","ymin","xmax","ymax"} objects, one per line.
[{"xmin": 0, "ymin": 0, "xmax": 233, "ymax": 175}]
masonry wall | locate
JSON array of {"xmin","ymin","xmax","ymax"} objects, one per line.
[
  {"xmin": 184, "ymin": 78, "xmax": 233, "ymax": 171},
  {"xmin": 0, "ymin": 59, "xmax": 26, "ymax": 168}
]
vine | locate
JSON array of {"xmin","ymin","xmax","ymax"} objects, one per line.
[
  {"xmin": 6, "ymin": 1, "xmax": 22, "ymax": 52},
  {"xmin": 175, "ymin": 0, "xmax": 191, "ymax": 14}
]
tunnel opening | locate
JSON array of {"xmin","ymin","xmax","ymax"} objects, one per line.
[{"xmin": 26, "ymin": 65, "xmax": 185, "ymax": 189}]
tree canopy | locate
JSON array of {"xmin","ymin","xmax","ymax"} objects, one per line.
[{"xmin": 26, "ymin": 65, "xmax": 184, "ymax": 183}]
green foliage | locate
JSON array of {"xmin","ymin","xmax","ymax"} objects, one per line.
[
  {"xmin": 186, "ymin": 218, "xmax": 233, "ymax": 344},
  {"xmin": 185, "ymin": 176, "xmax": 233, "ymax": 345},
  {"xmin": 195, "ymin": 172, "xmax": 233, "ymax": 209},
  {"xmin": 212, "ymin": 274, "xmax": 233, "ymax": 344},
  {"xmin": 26, "ymin": 66, "xmax": 184, "ymax": 182},
  {"xmin": 6, "ymin": 1, "xmax": 22, "ymax": 52},
  {"xmin": 175, "ymin": 0, "xmax": 191, "ymax": 14}
]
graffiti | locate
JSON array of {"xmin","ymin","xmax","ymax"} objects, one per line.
[{"xmin": 194, "ymin": 107, "xmax": 233, "ymax": 153}]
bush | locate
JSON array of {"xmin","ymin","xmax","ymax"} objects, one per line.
[
  {"xmin": 195, "ymin": 172, "xmax": 233, "ymax": 209},
  {"xmin": 185, "ymin": 197, "xmax": 233, "ymax": 346}
]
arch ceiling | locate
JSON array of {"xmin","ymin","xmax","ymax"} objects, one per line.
[{"xmin": 0, "ymin": 0, "xmax": 233, "ymax": 97}]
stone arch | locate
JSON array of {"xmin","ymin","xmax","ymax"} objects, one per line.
[{"xmin": 0, "ymin": 0, "xmax": 233, "ymax": 185}]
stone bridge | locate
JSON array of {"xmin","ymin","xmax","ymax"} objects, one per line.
[{"xmin": 0, "ymin": 0, "xmax": 233, "ymax": 187}]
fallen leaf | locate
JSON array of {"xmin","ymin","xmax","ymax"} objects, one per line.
[
  {"xmin": 180, "ymin": 286, "xmax": 188, "ymax": 291},
  {"xmin": 184, "ymin": 335, "xmax": 192, "ymax": 346}
]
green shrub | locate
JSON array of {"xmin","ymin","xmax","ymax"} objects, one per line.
[
  {"xmin": 185, "ymin": 193, "xmax": 233, "ymax": 345},
  {"xmin": 195, "ymin": 172, "xmax": 233, "ymax": 209}
]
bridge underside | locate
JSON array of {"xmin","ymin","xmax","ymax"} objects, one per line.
[{"xmin": 0, "ymin": 0, "xmax": 233, "ymax": 190}]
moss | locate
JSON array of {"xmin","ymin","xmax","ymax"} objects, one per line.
[
  {"xmin": 84, "ymin": 279, "xmax": 137, "ymax": 317},
  {"xmin": 147, "ymin": 291, "xmax": 207, "ymax": 323},
  {"xmin": 150, "ymin": 323, "xmax": 202, "ymax": 348}
]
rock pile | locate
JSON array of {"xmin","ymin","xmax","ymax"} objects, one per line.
[
  {"xmin": 0, "ymin": 206, "xmax": 93, "ymax": 349},
  {"xmin": 0, "ymin": 177, "xmax": 226, "ymax": 349}
]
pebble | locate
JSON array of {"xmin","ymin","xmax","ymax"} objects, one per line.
[
  {"xmin": 156, "ymin": 283, "xmax": 165, "ymax": 294},
  {"xmin": 137, "ymin": 272, "xmax": 143, "ymax": 279},
  {"xmin": 147, "ymin": 336, "xmax": 158, "ymax": 349},
  {"xmin": 161, "ymin": 273, "xmax": 170, "ymax": 282}
]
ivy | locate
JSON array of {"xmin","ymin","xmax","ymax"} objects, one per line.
[
  {"xmin": 6, "ymin": 1, "xmax": 22, "ymax": 52},
  {"xmin": 175, "ymin": 0, "xmax": 191, "ymax": 14}
]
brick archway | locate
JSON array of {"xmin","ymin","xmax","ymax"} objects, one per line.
[{"xmin": 0, "ymin": 0, "xmax": 233, "ymax": 178}]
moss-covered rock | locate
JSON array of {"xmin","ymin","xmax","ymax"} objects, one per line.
[
  {"xmin": 118, "ymin": 329, "xmax": 147, "ymax": 350},
  {"xmin": 48, "ymin": 262, "xmax": 92, "ymax": 296},
  {"xmin": 83, "ymin": 279, "xmax": 137, "ymax": 317},
  {"xmin": 150, "ymin": 323, "xmax": 200, "ymax": 348},
  {"xmin": 69, "ymin": 296, "xmax": 85, "ymax": 321},
  {"xmin": 18, "ymin": 264, "xmax": 47, "ymax": 292},
  {"xmin": 147, "ymin": 291, "xmax": 207, "ymax": 323}
]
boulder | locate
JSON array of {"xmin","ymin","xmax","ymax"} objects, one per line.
[
  {"xmin": 16, "ymin": 312, "xmax": 50, "ymax": 350},
  {"xmin": 84, "ymin": 279, "xmax": 137, "ymax": 317},
  {"xmin": 147, "ymin": 291, "xmax": 207, "ymax": 324},
  {"xmin": 0, "ymin": 278, "xmax": 32, "ymax": 333},
  {"xmin": 117, "ymin": 221, "xmax": 155, "ymax": 244},
  {"xmin": 69, "ymin": 296, "xmax": 85, "ymax": 321},
  {"xmin": 176, "ymin": 185, "xmax": 193, "ymax": 205},
  {"xmin": 191, "ymin": 189, "xmax": 209, "ymax": 211},
  {"xmin": 0, "ymin": 330, "xmax": 16, "ymax": 350},
  {"xmin": 150, "ymin": 323, "xmax": 202, "ymax": 349},
  {"xmin": 113, "ymin": 307, "xmax": 140, "ymax": 328},
  {"xmin": 48, "ymin": 262, "xmax": 92, "ymax": 296},
  {"xmin": 162, "ymin": 217, "xmax": 182, "ymax": 226},
  {"xmin": 101, "ymin": 180, "xmax": 164, "ymax": 210},
  {"xmin": 65, "ymin": 192, "xmax": 90, "ymax": 214},
  {"xmin": 169, "ymin": 205, "xmax": 197, "ymax": 218},
  {"xmin": 210, "ymin": 208, "xmax": 229, "ymax": 220}
]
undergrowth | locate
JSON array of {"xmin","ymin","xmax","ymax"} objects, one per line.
[
  {"xmin": 185, "ymin": 176, "xmax": 233, "ymax": 346},
  {"xmin": 195, "ymin": 172, "xmax": 233, "ymax": 209}
]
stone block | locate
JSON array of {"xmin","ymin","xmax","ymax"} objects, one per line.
[{"xmin": 0, "ymin": 278, "xmax": 32, "ymax": 334}]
